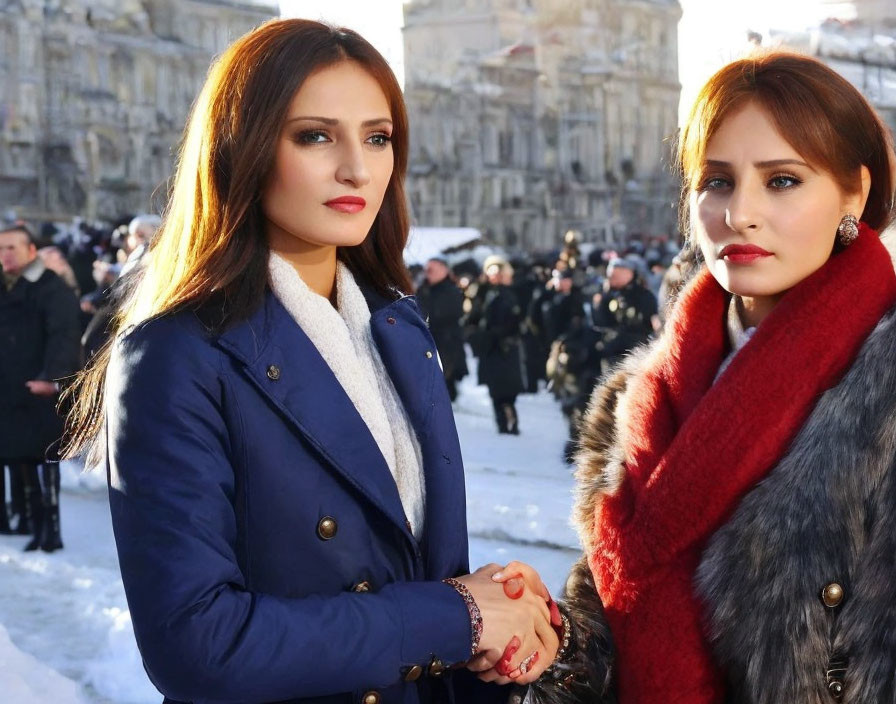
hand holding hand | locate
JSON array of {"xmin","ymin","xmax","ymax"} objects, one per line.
[{"xmin": 457, "ymin": 562, "xmax": 558, "ymax": 685}]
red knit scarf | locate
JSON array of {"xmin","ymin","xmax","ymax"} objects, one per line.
[{"xmin": 589, "ymin": 224, "xmax": 896, "ymax": 703}]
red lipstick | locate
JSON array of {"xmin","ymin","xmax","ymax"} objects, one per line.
[
  {"xmin": 718, "ymin": 243, "xmax": 773, "ymax": 264},
  {"xmin": 325, "ymin": 196, "xmax": 366, "ymax": 213}
]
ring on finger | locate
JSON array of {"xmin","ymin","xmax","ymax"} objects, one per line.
[{"xmin": 517, "ymin": 650, "xmax": 539, "ymax": 676}]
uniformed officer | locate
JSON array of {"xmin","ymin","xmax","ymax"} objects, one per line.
[{"xmin": 591, "ymin": 257, "xmax": 659, "ymax": 369}]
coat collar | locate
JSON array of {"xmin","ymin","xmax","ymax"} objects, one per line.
[{"xmin": 214, "ymin": 287, "xmax": 437, "ymax": 545}]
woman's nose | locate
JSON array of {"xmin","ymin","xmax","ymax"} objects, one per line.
[
  {"xmin": 335, "ymin": 143, "xmax": 371, "ymax": 188},
  {"xmin": 725, "ymin": 184, "xmax": 761, "ymax": 232}
]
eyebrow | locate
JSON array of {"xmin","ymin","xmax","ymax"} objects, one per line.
[
  {"xmin": 286, "ymin": 116, "xmax": 393, "ymax": 128},
  {"xmin": 705, "ymin": 158, "xmax": 816, "ymax": 171}
]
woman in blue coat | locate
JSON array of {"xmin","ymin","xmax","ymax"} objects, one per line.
[{"xmin": 64, "ymin": 19, "xmax": 560, "ymax": 704}]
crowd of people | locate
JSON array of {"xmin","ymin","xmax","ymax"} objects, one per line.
[
  {"xmin": 413, "ymin": 234, "xmax": 678, "ymax": 456},
  {"xmin": 0, "ymin": 214, "xmax": 160, "ymax": 551}
]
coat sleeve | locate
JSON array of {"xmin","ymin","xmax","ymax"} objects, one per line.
[
  {"xmin": 105, "ymin": 319, "xmax": 472, "ymax": 703},
  {"xmin": 38, "ymin": 274, "xmax": 82, "ymax": 381}
]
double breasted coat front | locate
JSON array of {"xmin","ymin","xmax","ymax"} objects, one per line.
[{"xmin": 105, "ymin": 287, "xmax": 504, "ymax": 704}]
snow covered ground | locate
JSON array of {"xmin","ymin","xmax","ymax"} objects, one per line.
[{"xmin": 0, "ymin": 369, "xmax": 579, "ymax": 703}]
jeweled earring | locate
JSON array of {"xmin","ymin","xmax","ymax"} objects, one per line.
[{"xmin": 837, "ymin": 214, "xmax": 859, "ymax": 246}]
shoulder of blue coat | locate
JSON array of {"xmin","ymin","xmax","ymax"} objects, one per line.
[{"xmin": 111, "ymin": 310, "xmax": 222, "ymax": 387}]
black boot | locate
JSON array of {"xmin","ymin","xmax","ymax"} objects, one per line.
[
  {"xmin": 9, "ymin": 464, "xmax": 28, "ymax": 534},
  {"xmin": 503, "ymin": 403, "xmax": 520, "ymax": 435},
  {"xmin": 0, "ymin": 466, "xmax": 12, "ymax": 534},
  {"xmin": 38, "ymin": 464, "xmax": 63, "ymax": 553},
  {"xmin": 492, "ymin": 398, "xmax": 509, "ymax": 434},
  {"xmin": 22, "ymin": 465, "xmax": 44, "ymax": 552},
  {"xmin": 25, "ymin": 462, "xmax": 62, "ymax": 552}
]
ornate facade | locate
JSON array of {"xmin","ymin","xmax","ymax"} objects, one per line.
[
  {"xmin": 402, "ymin": 0, "xmax": 682, "ymax": 250},
  {"xmin": 771, "ymin": 0, "xmax": 896, "ymax": 137},
  {"xmin": 0, "ymin": 0, "xmax": 276, "ymax": 221}
]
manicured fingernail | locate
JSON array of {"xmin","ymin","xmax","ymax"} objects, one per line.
[
  {"xmin": 491, "ymin": 571, "xmax": 504, "ymax": 581},
  {"xmin": 549, "ymin": 600, "xmax": 561, "ymax": 627},
  {"xmin": 504, "ymin": 580, "xmax": 524, "ymax": 599}
]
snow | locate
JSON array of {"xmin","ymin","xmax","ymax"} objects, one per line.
[{"xmin": 0, "ymin": 363, "xmax": 579, "ymax": 702}]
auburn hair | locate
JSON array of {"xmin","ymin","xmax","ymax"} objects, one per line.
[
  {"xmin": 677, "ymin": 50, "xmax": 896, "ymax": 238},
  {"xmin": 65, "ymin": 19, "xmax": 412, "ymax": 462}
]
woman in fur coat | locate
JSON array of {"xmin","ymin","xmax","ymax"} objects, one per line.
[
  {"xmin": 500, "ymin": 51, "xmax": 896, "ymax": 704},
  {"xmin": 62, "ymin": 20, "xmax": 558, "ymax": 704}
]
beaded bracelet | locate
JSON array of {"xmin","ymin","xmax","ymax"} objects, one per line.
[
  {"xmin": 554, "ymin": 610, "xmax": 572, "ymax": 663},
  {"xmin": 443, "ymin": 577, "xmax": 483, "ymax": 656}
]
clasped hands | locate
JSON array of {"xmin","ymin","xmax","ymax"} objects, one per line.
[{"xmin": 455, "ymin": 561, "xmax": 559, "ymax": 685}]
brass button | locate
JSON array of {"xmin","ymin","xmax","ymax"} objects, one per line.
[
  {"xmin": 317, "ymin": 516, "xmax": 338, "ymax": 540},
  {"xmin": 361, "ymin": 691, "xmax": 380, "ymax": 704},
  {"xmin": 386, "ymin": 316, "xmax": 396, "ymax": 325},
  {"xmin": 828, "ymin": 679, "xmax": 844, "ymax": 699},
  {"xmin": 821, "ymin": 583, "xmax": 844, "ymax": 608},
  {"xmin": 427, "ymin": 658, "xmax": 446, "ymax": 677},
  {"xmin": 402, "ymin": 664, "xmax": 424, "ymax": 682},
  {"xmin": 266, "ymin": 364, "xmax": 280, "ymax": 380},
  {"xmin": 353, "ymin": 581, "xmax": 371, "ymax": 593},
  {"xmin": 425, "ymin": 350, "xmax": 433, "ymax": 359}
]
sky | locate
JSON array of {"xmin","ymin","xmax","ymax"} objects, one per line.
[{"xmin": 278, "ymin": 0, "xmax": 857, "ymax": 124}]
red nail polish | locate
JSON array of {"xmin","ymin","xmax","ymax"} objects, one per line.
[
  {"xmin": 549, "ymin": 600, "xmax": 561, "ymax": 627},
  {"xmin": 504, "ymin": 580, "xmax": 524, "ymax": 600}
]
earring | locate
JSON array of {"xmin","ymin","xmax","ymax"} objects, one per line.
[{"xmin": 837, "ymin": 214, "xmax": 859, "ymax": 246}]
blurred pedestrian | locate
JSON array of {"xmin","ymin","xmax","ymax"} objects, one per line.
[
  {"xmin": 591, "ymin": 256, "xmax": 658, "ymax": 368},
  {"xmin": 477, "ymin": 257, "xmax": 525, "ymax": 434},
  {"xmin": 416, "ymin": 257, "xmax": 467, "ymax": 400},
  {"xmin": 0, "ymin": 225, "xmax": 81, "ymax": 549}
]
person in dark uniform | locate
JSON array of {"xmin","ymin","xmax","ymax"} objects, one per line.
[
  {"xmin": 416, "ymin": 257, "xmax": 467, "ymax": 401},
  {"xmin": 530, "ymin": 268, "xmax": 587, "ymax": 353},
  {"xmin": 477, "ymin": 257, "xmax": 525, "ymax": 434},
  {"xmin": 0, "ymin": 224, "xmax": 81, "ymax": 550},
  {"xmin": 591, "ymin": 257, "xmax": 658, "ymax": 369}
]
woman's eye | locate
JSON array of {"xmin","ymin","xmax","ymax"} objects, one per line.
[
  {"xmin": 698, "ymin": 176, "xmax": 729, "ymax": 191},
  {"xmin": 367, "ymin": 132, "xmax": 392, "ymax": 148},
  {"xmin": 295, "ymin": 130, "xmax": 329, "ymax": 144},
  {"xmin": 768, "ymin": 174, "xmax": 800, "ymax": 189}
]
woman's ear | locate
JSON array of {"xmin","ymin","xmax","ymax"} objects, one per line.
[{"xmin": 846, "ymin": 165, "xmax": 872, "ymax": 218}]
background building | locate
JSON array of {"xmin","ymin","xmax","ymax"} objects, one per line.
[
  {"xmin": 0, "ymin": 0, "xmax": 276, "ymax": 222},
  {"xmin": 770, "ymin": 0, "xmax": 896, "ymax": 133},
  {"xmin": 403, "ymin": 0, "xmax": 682, "ymax": 250}
]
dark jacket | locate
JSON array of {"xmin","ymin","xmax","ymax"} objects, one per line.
[
  {"xmin": 529, "ymin": 287, "xmax": 587, "ymax": 352},
  {"xmin": 105, "ymin": 288, "xmax": 505, "ymax": 704},
  {"xmin": 532, "ymin": 305, "xmax": 896, "ymax": 704},
  {"xmin": 416, "ymin": 278, "xmax": 467, "ymax": 383},
  {"xmin": 0, "ymin": 260, "xmax": 81, "ymax": 461},
  {"xmin": 476, "ymin": 285, "xmax": 524, "ymax": 399},
  {"xmin": 591, "ymin": 282, "xmax": 656, "ymax": 366}
]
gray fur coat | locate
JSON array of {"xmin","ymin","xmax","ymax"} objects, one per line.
[{"xmin": 531, "ymin": 304, "xmax": 896, "ymax": 704}]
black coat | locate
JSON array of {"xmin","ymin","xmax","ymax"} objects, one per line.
[
  {"xmin": 477, "ymin": 285, "xmax": 524, "ymax": 398},
  {"xmin": 530, "ymin": 287, "xmax": 587, "ymax": 351},
  {"xmin": 591, "ymin": 281, "xmax": 657, "ymax": 366},
  {"xmin": 416, "ymin": 278, "xmax": 468, "ymax": 382},
  {"xmin": 0, "ymin": 263, "xmax": 81, "ymax": 461}
]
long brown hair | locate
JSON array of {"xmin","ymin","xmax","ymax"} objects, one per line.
[
  {"xmin": 677, "ymin": 50, "xmax": 896, "ymax": 240},
  {"xmin": 64, "ymin": 19, "xmax": 412, "ymax": 463}
]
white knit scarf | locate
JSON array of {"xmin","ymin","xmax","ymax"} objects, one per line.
[{"xmin": 268, "ymin": 254, "xmax": 426, "ymax": 539}]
